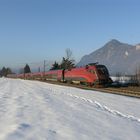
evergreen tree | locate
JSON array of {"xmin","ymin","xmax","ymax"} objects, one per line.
[
  {"xmin": 50, "ymin": 61, "xmax": 60, "ymax": 70},
  {"xmin": 24, "ymin": 64, "xmax": 31, "ymax": 73},
  {"xmin": 0, "ymin": 67, "xmax": 12, "ymax": 77},
  {"xmin": 1, "ymin": 67, "xmax": 7, "ymax": 77},
  {"xmin": 6, "ymin": 68, "xmax": 12, "ymax": 75},
  {"xmin": 60, "ymin": 57, "xmax": 75, "ymax": 70}
]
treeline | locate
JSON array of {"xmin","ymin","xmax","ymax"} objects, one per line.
[
  {"xmin": 19, "ymin": 57, "xmax": 75, "ymax": 74},
  {"xmin": 0, "ymin": 64, "xmax": 31, "ymax": 77},
  {"xmin": 0, "ymin": 67, "xmax": 12, "ymax": 77}
]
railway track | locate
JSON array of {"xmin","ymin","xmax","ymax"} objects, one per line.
[
  {"xmin": 44, "ymin": 80, "xmax": 140, "ymax": 98},
  {"xmin": 92, "ymin": 87, "xmax": 140, "ymax": 98}
]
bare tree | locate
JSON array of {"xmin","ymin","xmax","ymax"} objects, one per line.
[
  {"xmin": 132, "ymin": 65, "xmax": 140, "ymax": 86},
  {"xmin": 60, "ymin": 48, "xmax": 75, "ymax": 70},
  {"xmin": 65, "ymin": 48, "xmax": 75, "ymax": 63},
  {"xmin": 116, "ymin": 72, "xmax": 121, "ymax": 82},
  {"xmin": 136, "ymin": 65, "xmax": 140, "ymax": 86},
  {"xmin": 66, "ymin": 48, "xmax": 73, "ymax": 60}
]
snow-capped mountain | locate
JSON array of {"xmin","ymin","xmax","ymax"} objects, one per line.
[{"xmin": 77, "ymin": 39, "xmax": 140, "ymax": 75}]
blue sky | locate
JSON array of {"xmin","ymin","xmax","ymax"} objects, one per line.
[{"xmin": 0, "ymin": 0, "xmax": 140, "ymax": 69}]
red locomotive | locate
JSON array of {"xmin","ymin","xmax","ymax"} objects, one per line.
[{"xmin": 16, "ymin": 63, "xmax": 112, "ymax": 86}]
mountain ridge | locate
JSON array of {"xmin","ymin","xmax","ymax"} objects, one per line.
[{"xmin": 77, "ymin": 39, "xmax": 140, "ymax": 75}]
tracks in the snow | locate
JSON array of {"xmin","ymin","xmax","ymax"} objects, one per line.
[{"xmin": 46, "ymin": 87, "xmax": 140, "ymax": 124}]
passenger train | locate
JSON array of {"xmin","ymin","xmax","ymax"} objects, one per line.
[{"xmin": 11, "ymin": 63, "xmax": 112, "ymax": 87}]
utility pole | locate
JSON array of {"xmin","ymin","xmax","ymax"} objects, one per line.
[
  {"xmin": 44, "ymin": 60, "xmax": 47, "ymax": 73},
  {"xmin": 44, "ymin": 60, "xmax": 46, "ymax": 73},
  {"xmin": 38, "ymin": 67, "xmax": 40, "ymax": 72}
]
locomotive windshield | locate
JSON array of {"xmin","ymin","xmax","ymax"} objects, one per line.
[{"xmin": 96, "ymin": 65, "xmax": 109, "ymax": 76}]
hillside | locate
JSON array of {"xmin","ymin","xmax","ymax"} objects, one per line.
[{"xmin": 77, "ymin": 39, "xmax": 140, "ymax": 75}]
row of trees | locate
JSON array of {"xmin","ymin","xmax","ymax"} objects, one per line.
[
  {"xmin": 0, "ymin": 67, "xmax": 12, "ymax": 77},
  {"xmin": 115, "ymin": 68, "xmax": 140, "ymax": 86}
]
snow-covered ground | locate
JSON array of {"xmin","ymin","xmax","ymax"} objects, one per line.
[{"xmin": 0, "ymin": 78, "xmax": 140, "ymax": 140}]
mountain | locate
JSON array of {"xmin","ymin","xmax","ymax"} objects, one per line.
[{"xmin": 77, "ymin": 39, "xmax": 140, "ymax": 75}]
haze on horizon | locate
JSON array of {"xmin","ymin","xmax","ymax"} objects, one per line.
[{"xmin": 0, "ymin": 0, "xmax": 140, "ymax": 69}]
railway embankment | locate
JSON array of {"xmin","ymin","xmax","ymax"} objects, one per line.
[{"xmin": 43, "ymin": 80, "xmax": 140, "ymax": 98}]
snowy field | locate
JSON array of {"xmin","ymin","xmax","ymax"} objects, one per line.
[{"xmin": 0, "ymin": 78, "xmax": 140, "ymax": 140}]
